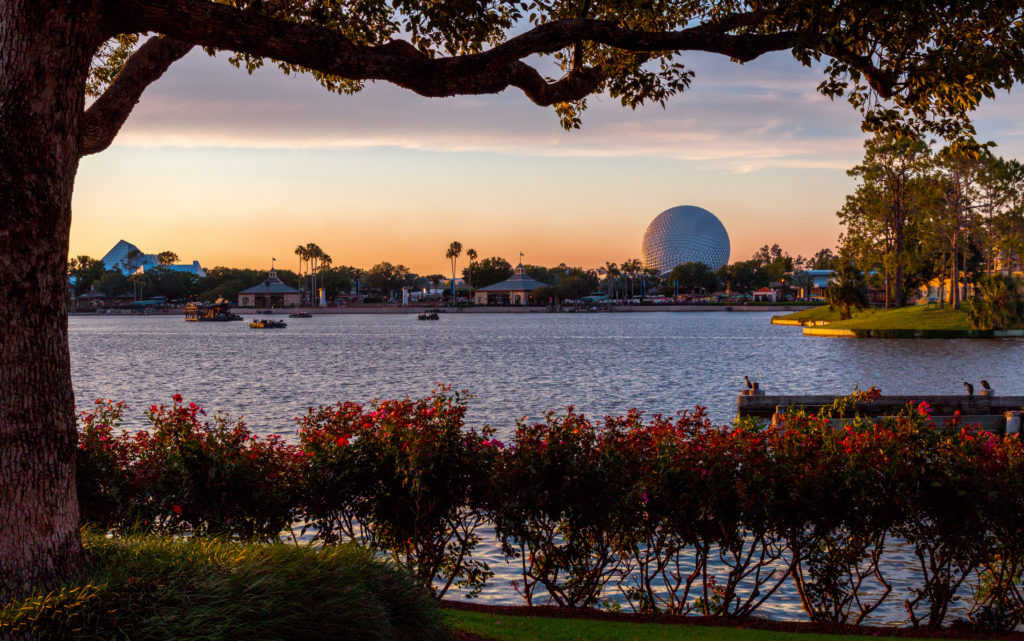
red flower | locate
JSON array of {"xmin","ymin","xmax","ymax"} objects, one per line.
[
  {"xmin": 172, "ymin": 504, "xmax": 183, "ymax": 515},
  {"xmin": 172, "ymin": 393, "xmax": 183, "ymax": 403}
]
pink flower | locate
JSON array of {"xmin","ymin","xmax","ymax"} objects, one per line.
[{"xmin": 917, "ymin": 401, "xmax": 932, "ymax": 417}]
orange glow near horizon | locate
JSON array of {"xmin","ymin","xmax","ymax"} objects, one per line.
[{"xmin": 70, "ymin": 146, "xmax": 846, "ymax": 276}]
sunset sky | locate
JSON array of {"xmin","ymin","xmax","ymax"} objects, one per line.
[{"xmin": 70, "ymin": 46, "xmax": 1024, "ymax": 276}]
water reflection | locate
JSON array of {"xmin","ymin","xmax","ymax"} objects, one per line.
[
  {"xmin": 70, "ymin": 311, "xmax": 1024, "ymax": 438},
  {"xmin": 70, "ymin": 311, "xmax": 1011, "ymax": 622}
]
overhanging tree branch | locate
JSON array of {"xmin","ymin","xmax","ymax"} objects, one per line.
[
  {"xmin": 81, "ymin": 35, "xmax": 193, "ymax": 157},
  {"xmin": 105, "ymin": 0, "xmax": 818, "ymax": 105}
]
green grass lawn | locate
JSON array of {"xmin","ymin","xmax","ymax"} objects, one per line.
[
  {"xmin": 445, "ymin": 610, "xmax": 945, "ymax": 641},
  {"xmin": 773, "ymin": 305, "xmax": 972, "ymax": 330},
  {"xmin": 771, "ymin": 306, "xmax": 845, "ymax": 323},
  {"xmin": 826, "ymin": 305, "xmax": 970, "ymax": 330}
]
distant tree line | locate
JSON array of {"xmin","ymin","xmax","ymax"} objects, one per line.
[
  {"xmin": 70, "ymin": 247, "xmax": 839, "ymax": 306},
  {"xmin": 71, "ymin": 237, "xmax": 852, "ymax": 307}
]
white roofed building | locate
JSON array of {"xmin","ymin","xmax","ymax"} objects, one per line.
[{"xmin": 100, "ymin": 240, "xmax": 205, "ymax": 277}]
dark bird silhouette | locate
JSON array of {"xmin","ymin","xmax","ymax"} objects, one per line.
[
  {"xmin": 981, "ymin": 380, "xmax": 992, "ymax": 391},
  {"xmin": 744, "ymin": 376, "xmax": 754, "ymax": 390},
  {"xmin": 964, "ymin": 381, "xmax": 974, "ymax": 399}
]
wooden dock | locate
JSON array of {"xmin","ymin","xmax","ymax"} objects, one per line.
[{"xmin": 738, "ymin": 393, "xmax": 1024, "ymax": 433}]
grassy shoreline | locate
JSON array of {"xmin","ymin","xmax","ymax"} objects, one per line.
[
  {"xmin": 443, "ymin": 604, "xmax": 1022, "ymax": 641},
  {"xmin": 768, "ymin": 305, "xmax": 1016, "ymax": 338},
  {"xmin": 772, "ymin": 305, "xmax": 972, "ymax": 329}
]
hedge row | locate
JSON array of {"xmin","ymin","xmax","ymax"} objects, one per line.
[{"xmin": 77, "ymin": 389, "xmax": 1024, "ymax": 630}]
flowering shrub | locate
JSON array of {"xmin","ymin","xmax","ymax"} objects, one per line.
[
  {"xmin": 77, "ymin": 399, "xmax": 138, "ymax": 530},
  {"xmin": 298, "ymin": 386, "xmax": 496, "ymax": 598},
  {"xmin": 489, "ymin": 408, "xmax": 635, "ymax": 608},
  {"xmin": 768, "ymin": 411, "xmax": 900, "ymax": 624},
  {"xmin": 76, "ymin": 387, "xmax": 1024, "ymax": 630},
  {"xmin": 77, "ymin": 395, "xmax": 302, "ymax": 541}
]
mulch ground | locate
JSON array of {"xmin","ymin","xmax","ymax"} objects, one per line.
[{"xmin": 443, "ymin": 600, "xmax": 1024, "ymax": 640}]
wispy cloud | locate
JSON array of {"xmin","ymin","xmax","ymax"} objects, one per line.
[{"xmin": 113, "ymin": 49, "xmax": 877, "ymax": 172}]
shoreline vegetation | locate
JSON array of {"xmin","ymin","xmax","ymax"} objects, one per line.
[
  {"xmin": 6, "ymin": 533, "xmax": 1016, "ymax": 641},
  {"xmin": 771, "ymin": 305, "xmax": 1024, "ymax": 338},
  {"xmin": 63, "ymin": 390, "xmax": 1024, "ymax": 636},
  {"xmin": 443, "ymin": 603, "xmax": 1024, "ymax": 641},
  {"xmin": 0, "ymin": 532, "xmax": 447, "ymax": 641}
]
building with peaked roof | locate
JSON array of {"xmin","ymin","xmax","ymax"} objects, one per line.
[
  {"xmin": 100, "ymin": 239, "xmax": 206, "ymax": 277},
  {"xmin": 237, "ymin": 268, "xmax": 300, "ymax": 308},
  {"xmin": 474, "ymin": 263, "xmax": 546, "ymax": 306}
]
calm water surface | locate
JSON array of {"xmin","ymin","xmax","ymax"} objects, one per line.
[
  {"xmin": 69, "ymin": 311, "xmax": 1021, "ymax": 622},
  {"xmin": 70, "ymin": 311, "xmax": 1021, "ymax": 436}
]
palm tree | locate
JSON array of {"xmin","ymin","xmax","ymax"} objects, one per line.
[
  {"xmin": 466, "ymin": 248, "xmax": 478, "ymax": 288},
  {"xmin": 824, "ymin": 271, "xmax": 869, "ymax": 320},
  {"xmin": 305, "ymin": 242, "xmax": 323, "ymax": 305},
  {"xmin": 446, "ymin": 241, "xmax": 462, "ymax": 298},
  {"xmin": 603, "ymin": 261, "xmax": 620, "ymax": 298},
  {"xmin": 317, "ymin": 253, "xmax": 332, "ymax": 304},
  {"xmin": 294, "ymin": 245, "xmax": 308, "ymax": 304},
  {"xmin": 621, "ymin": 259, "xmax": 641, "ymax": 298}
]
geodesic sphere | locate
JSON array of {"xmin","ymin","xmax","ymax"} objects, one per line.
[{"xmin": 641, "ymin": 205, "xmax": 731, "ymax": 273}]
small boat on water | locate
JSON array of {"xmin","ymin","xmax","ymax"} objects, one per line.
[
  {"xmin": 184, "ymin": 302, "xmax": 243, "ymax": 322},
  {"xmin": 417, "ymin": 310, "xmax": 440, "ymax": 321},
  {"xmin": 249, "ymin": 319, "xmax": 288, "ymax": 329},
  {"xmin": 289, "ymin": 312, "xmax": 313, "ymax": 318}
]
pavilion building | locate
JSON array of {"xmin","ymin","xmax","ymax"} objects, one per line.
[
  {"xmin": 474, "ymin": 263, "xmax": 546, "ymax": 306},
  {"xmin": 237, "ymin": 268, "xmax": 300, "ymax": 308}
]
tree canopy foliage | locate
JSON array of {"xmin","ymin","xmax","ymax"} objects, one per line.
[
  {"xmin": 661, "ymin": 262, "xmax": 718, "ymax": 296},
  {"xmin": 465, "ymin": 256, "xmax": 515, "ymax": 289},
  {"xmin": 80, "ymin": 0, "xmax": 1024, "ymax": 155},
  {"xmin": 838, "ymin": 133, "xmax": 1024, "ymax": 309}
]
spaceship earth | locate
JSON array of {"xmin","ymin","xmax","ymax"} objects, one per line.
[{"xmin": 641, "ymin": 205, "xmax": 731, "ymax": 273}]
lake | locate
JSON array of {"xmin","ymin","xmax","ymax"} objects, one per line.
[
  {"xmin": 69, "ymin": 310, "xmax": 1021, "ymax": 622},
  {"xmin": 70, "ymin": 310, "xmax": 1021, "ymax": 437}
]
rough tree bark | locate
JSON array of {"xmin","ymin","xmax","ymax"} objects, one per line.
[{"xmin": 0, "ymin": 1, "xmax": 104, "ymax": 601}]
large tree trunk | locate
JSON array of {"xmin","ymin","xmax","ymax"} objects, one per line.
[{"xmin": 0, "ymin": 1, "xmax": 99, "ymax": 601}]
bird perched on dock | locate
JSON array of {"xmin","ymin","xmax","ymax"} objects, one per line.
[
  {"xmin": 964, "ymin": 381, "xmax": 974, "ymax": 399},
  {"xmin": 744, "ymin": 376, "xmax": 754, "ymax": 390},
  {"xmin": 981, "ymin": 380, "xmax": 992, "ymax": 392}
]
